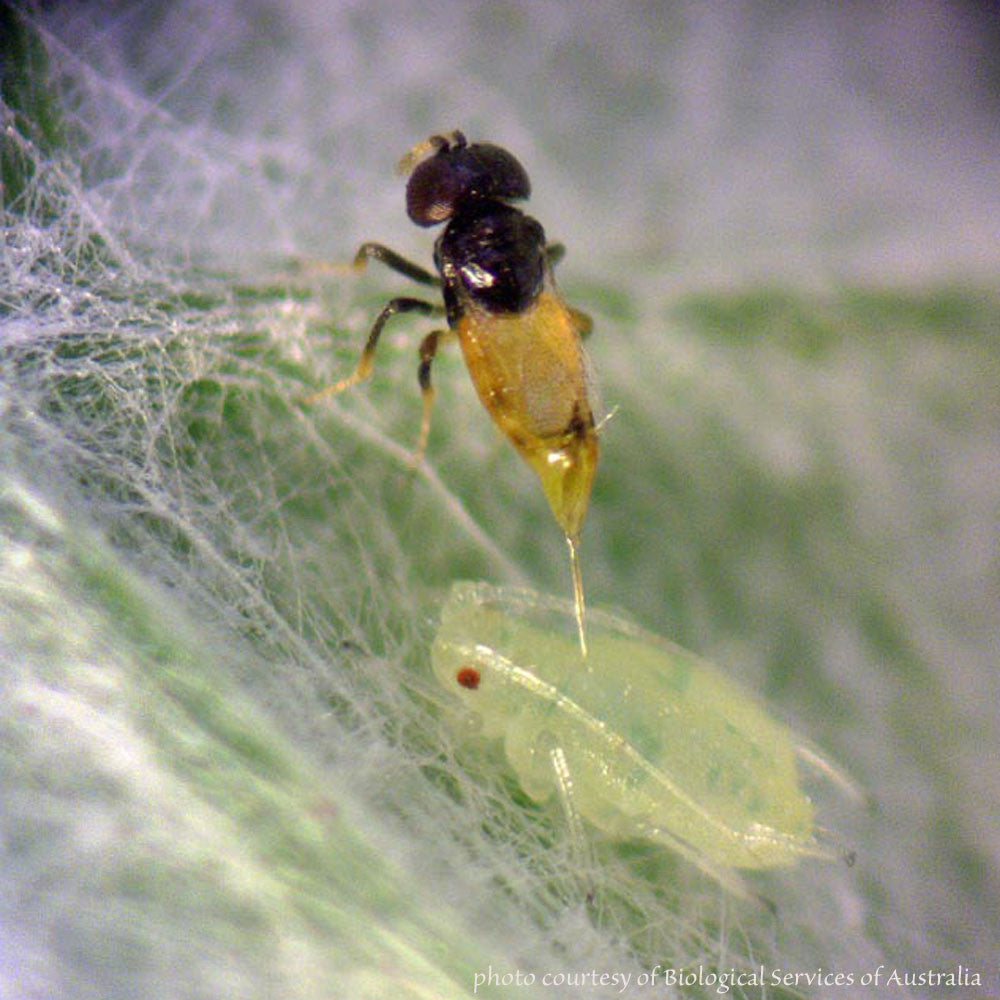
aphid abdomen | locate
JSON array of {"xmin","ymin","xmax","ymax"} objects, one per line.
[{"xmin": 519, "ymin": 626, "xmax": 822, "ymax": 868}]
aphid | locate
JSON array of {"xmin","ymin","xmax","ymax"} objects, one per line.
[
  {"xmin": 432, "ymin": 581, "xmax": 855, "ymax": 888},
  {"xmin": 305, "ymin": 131, "xmax": 599, "ymax": 656}
]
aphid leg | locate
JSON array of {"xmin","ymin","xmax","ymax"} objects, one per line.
[
  {"xmin": 545, "ymin": 242, "xmax": 566, "ymax": 266},
  {"xmin": 415, "ymin": 329, "xmax": 445, "ymax": 463},
  {"xmin": 566, "ymin": 534, "xmax": 588, "ymax": 659},
  {"xmin": 635, "ymin": 820, "xmax": 773, "ymax": 909},
  {"xmin": 353, "ymin": 242, "xmax": 441, "ymax": 287},
  {"xmin": 549, "ymin": 745, "xmax": 598, "ymax": 901},
  {"xmin": 303, "ymin": 297, "xmax": 440, "ymax": 405}
]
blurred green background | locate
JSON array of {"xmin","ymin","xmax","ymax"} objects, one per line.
[{"xmin": 2, "ymin": 2, "xmax": 998, "ymax": 997}]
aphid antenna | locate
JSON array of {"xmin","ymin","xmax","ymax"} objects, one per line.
[
  {"xmin": 793, "ymin": 739, "xmax": 867, "ymax": 806},
  {"xmin": 813, "ymin": 825, "xmax": 858, "ymax": 868}
]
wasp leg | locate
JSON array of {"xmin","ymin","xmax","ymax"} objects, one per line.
[
  {"xmin": 415, "ymin": 329, "xmax": 445, "ymax": 462},
  {"xmin": 354, "ymin": 242, "xmax": 441, "ymax": 286},
  {"xmin": 545, "ymin": 244, "xmax": 593, "ymax": 339},
  {"xmin": 568, "ymin": 306, "xmax": 593, "ymax": 339},
  {"xmin": 303, "ymin": 297, "xmax": 441, "ymax": 405}
]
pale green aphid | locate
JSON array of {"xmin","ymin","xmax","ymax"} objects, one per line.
[{"xmin": 432, "ymin": 581, "xmax": 852, "ymax": 885}]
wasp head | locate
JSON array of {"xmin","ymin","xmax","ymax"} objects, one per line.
[{"xmin": 401, "ymin": 131, "xmax": 531, "ymax": 227}]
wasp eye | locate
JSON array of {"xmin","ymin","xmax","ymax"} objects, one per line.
[
  {"xmin": 405, "ymin": 140, "xmax": 531, "ymax": 227},
  {"xmin": 456, "ymin": 665, "xmax": 481, "ymax": 690}
]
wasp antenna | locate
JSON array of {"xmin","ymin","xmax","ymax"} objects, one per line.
[{"xmin": 397, "ymin": 130, "xmax": 466, "ymax": 175}]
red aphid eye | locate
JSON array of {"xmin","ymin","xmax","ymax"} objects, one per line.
[{"xmin": 456, "ymin": 666, "xmax": 481, "ymax": 690}]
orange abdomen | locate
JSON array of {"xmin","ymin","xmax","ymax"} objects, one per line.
[{"xmin": 456, "ymin": 291, "xmax": 599, "ymax": 539}]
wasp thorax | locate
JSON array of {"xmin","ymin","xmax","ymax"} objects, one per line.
[{"xmin": 405, "ymin": 138, "xmax": 532, "ymax": 227}]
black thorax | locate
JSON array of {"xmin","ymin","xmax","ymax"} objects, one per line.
[{"xmin": 434, "ymin": 202, "xmax": 547, "ymax": 327}]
